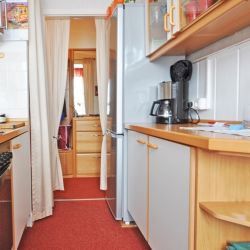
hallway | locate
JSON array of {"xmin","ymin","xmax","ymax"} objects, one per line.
[{"xmin": 18, "ymin": 178, "xmax": 150, "ymax": 250}]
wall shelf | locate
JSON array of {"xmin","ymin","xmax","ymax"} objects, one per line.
[
  {"xmin": 149, "ymin": 0, "xmax": 250, "ymax": 61},
  {"xmin": 200, "ymin": 202, "xmax": 250, "ymax": 227}
]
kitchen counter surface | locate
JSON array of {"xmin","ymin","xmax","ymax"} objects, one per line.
[
  {"xmin": 126, "ymin": 123, "xmax": 250, "ymax": 154},
  {"xmin": 0, "ymin": 125, "xmax": 29, "ymax": 144}
]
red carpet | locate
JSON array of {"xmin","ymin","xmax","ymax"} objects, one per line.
[
  {"xmin": 54, "ymin": 177, "xmax": 105, "ymax": 199},
  {"xmin": 18, "ymin": 200, "xmax": 150, "ymax": 250}
]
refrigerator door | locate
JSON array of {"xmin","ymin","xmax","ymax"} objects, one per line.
[
  {"xmin": 107, "ymin": 5, "xmax": 124, "ymax": 134},
  {"xmin": 106, "ymin": 131, "xmax": 123, "ymax": 220}
]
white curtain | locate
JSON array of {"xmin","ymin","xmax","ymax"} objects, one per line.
[
  {"xmin": 45, "ymin": 19, "xmax": 70, "ymax": 190},
  {"xmin": 95, "ymin": 18, "xmax": 110, "ymax": 190},
  {"xmin": 29, "ymin": 0, "xmax": 53, "ymax": 220}
]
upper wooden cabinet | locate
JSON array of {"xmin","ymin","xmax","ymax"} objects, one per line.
[{"xmin": 147, "ymin": 0, "xmax": 250, "ymax": 60}]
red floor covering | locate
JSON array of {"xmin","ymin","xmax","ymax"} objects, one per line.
[
  {"xmin": 18, "ymin": 200, "xmax": 150, "ymax": 250},
  {"xmin": 54, "ymin": 177, "xmax": 105, "ymax": 199},
  {"xmin": 19, "ymin": 178, "xmax": 150, "ymax": 250}
]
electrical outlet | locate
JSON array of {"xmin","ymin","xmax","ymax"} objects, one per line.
[{"xmin": 190, "ymin": 98, "xmax": 209, "ymax": 110}]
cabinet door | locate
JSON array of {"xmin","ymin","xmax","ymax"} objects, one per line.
[
  {"xmin": 127, "ymin": 131, "xmax": 148, "ymax": 240},
  {"xmin": 11, "ymin": 132, "xmax": 31, "ymax": 249},
  {"xmin": 148, "ymin": 136, "xmax": 190, "ymax": 250},
  {"xmin": 170, "ymin": 0, "xmax": 181, "ymax": 35},
  {"xmin": 146, "ymin": 0, "xmax": 169, "ymax": 54}
]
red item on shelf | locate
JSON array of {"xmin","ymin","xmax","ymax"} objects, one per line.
[
  {"xmin": 198, "ymin": 0, "xmax": 214, "ymax": 12},
  {"xmin": 185, "ymin": 0, "xmax": 201, "ymax": 23},
  {"xmin": 58, "ymin": 125, "xmax": 71, "ymax": 150}
]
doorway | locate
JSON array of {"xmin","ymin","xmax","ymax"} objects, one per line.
[{"xmin": 56, "ymin": 17, "xmax": 104, "ymax": 199}]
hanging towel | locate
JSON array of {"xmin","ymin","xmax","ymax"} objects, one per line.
[{"xmin": 227, "ymin": 242, "xmax": 250, "ymax": 250}]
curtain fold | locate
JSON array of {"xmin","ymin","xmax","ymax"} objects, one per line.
[
  {"xmin": 28, "ymin": 0, "xmax": 53, "ymax": 220},
  {"xmin": 45, "ymin": 19, "xmax": 70, "ymax": 191},
  {"xmin": 95, "ymin": 18, "xmax": 110, "ymax": 190},
  {"xmin": 83, "ymin": 59, "xmax": 95, "ymax": 115}
]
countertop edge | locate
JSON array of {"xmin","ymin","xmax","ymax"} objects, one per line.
[
  {"xmin": 126, "ymin": 124, "xmax": 250, "ymax": 154},
  {"xmin": 0, "ymin": 125, "xmax": 29, "ymax": 144}
]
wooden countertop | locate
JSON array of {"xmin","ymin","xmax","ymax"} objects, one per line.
[
  {"xmin": 0, "ymin": 125, "xmax": 29, "ymax": 144},
  {"xmin": 126, "ymin": 123, "xmax": 250, "ymax": 154}
]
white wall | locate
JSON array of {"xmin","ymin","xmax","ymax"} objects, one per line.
[
  {"xmin": 41, "ymin": 0, "xmax": 112, "ymax": 16},
  {"xmin": 0, "ymin": 41, "xmax": 28, "ymax": 119},
  {"xmin": 189, "ymin": 38, "xmax": 250, "ymax": 121}
]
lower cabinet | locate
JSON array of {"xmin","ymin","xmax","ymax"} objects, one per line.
[
  {"xmin": 11, "ymin": 132, "xmax": 32, "ymax": 250},
  {"xmin": 127, "ymin": 131, "xmax": 148, "ymax": 239},
  {"xmin": 127, "ymin": 130, "xmax": 191, "ymax": 249},
  {"xmin": 148, "ymin": 136, "xmax": 190, "ymax": 250}
]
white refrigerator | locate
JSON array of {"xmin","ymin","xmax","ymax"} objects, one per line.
[{"xmin": 106, "ymin": 3, "xmax": 182, "ymax": 221}]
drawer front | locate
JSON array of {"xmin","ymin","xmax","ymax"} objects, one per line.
[
  {"xmin": 76, "ymin": 120, "xmax": 101, "ymax": 132},
  {"xmin": 76, "ymin": 153, "xmax": 111, "ymax": 176},
  {"xmin": 76, "ymin": 153, "xmax": 101, "ymax": 176},
  {"xmin": 76, "ymin": 132, "xmax": 102, "ymax": 153}
]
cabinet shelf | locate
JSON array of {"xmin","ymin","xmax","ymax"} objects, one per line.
[
  {"xmin": 200, "ymin": 202, "xmax": 250, "ymax": 227},
  {"xmin": 149, "ymin": 0, "xmax": 250, "ymax": 60}
]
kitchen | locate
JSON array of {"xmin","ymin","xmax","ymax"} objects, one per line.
[{"xmin": 1, "ymin": 0, "xmax": 250, "ymax": 250}]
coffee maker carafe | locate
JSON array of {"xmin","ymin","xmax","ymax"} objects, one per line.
[
  {"xmin": 150, "ymin": 81, "xmax": 174, "ymax": 124},
  {"xmin": 150, "ymin": 99, "xmax": 174, "ymax": 124}
]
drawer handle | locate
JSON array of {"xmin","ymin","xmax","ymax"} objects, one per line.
[
  {"xmin": 12, "ymin": 143, "xmax": 22, "ymax": 150},
  {"xmin": 147, "ymin": 143, "xmax": 158, "ymax": 150},
  {"xmin": 92, "ymin": 156, "xmax": 101, "ymax": 159},
  {"xmin": 92, "ymin": 134, "xmax": 102, "ymax": 137},
  {"xmin": 170, "ymin": 4, "xmax": 175, "ymax": 26},
  {"xmin": 164, "ymin": 13, "xmax": 170, "ymax": 32},
  {"xmin": 136, "ymin": 139, "xmax": 146, "ymax": 145},
  {"xmin": 93, "ymin": 124, "xmax": 100, "ymax": 127}
]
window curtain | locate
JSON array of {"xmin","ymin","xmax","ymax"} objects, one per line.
[
  {"xmin": 28, "ymin": 0, "xmax": 53, "ymax": 220},
  {"xmin": 83, "ymin": 59, "xmax": 95, "ymax": 115},
  {"xmin": 45, "ymin": 19, "xmax": 70, "ymax": 190},
  {"xmin": 95, "ymin": 18, "xmax": 110, "ymax": 190}
]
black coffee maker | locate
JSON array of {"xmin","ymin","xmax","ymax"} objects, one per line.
[{"xmin": 150, "ymin": 60, "xmax": 192, "ymax": 124}]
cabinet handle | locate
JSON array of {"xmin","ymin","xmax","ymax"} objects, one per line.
[
  {"xmin": 170, "ymin": 4, "xmax": 175, "ymax": 26},
  {"xmin": 92, "ymin": 156, "xmax": 101, "ymax": 159},
  {"xmin": 12, "ymin": 143, "xmax": 22, "ymax": 150},
  {"xmin": 136, "ymin": 139, "xmax": 146, "ymax": 145},
  {"xmin": 164, "ymin": 13, "xmax": 170, "ymax": 32},
  {"xmin": 147, "ymin": 142, "xmax": 158, "ymax": 150}
]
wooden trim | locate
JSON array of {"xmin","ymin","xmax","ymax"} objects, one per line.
[
  {"xmin": 72, "ymin": 118, "xmax": 77, "ymax": 177},
  {"xmin": 146, "ymin": 135, "xmax": 149, "ymax": 241},
  {"xmin": 188, "ymin": 147, "xmax": 196, "ymax": 250},
  {"xmin": 215, "ymin": 151, "xmax": 250, "ymax": 158}
]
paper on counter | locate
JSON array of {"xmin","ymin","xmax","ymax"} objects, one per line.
[{"xmin": 179, "ymin": 126, "xmax": 250, "ymax": 137}]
